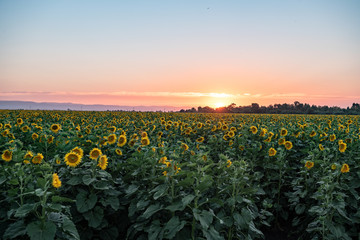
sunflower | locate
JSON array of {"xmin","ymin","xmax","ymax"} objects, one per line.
[
  {"xmin": 107, "ymin": 134, "xmax": 117, "ymax": 144},
  {"xmin": 309, "ymin": 130, "xmax": 316, "ymax": 137},
  {"xmin": 284, "ymin": 141, "xmax": 293, "ymax": 150},
  {"xmin": 21, "ymin": 125, "xmax": 30, "ymax": 132},
  {"xmin": 4, "ymin": 123, "xmax": 11, "ymax": 129},
  {"xmin": 2, "ymin": 150, "xmax": 12, "ymax": 162},
  {"xmin": 141, "ymin": 137, "xmax": 150, "ymax": 146},
  {"xmin": 259, "ymin": 128, "xmax": 267, "ymax": 137},
  {"xmin": 181, "ymin": 143, "xmax": 189, "ymax": 151},
  {"xmin": 109, "ymin": 126, "xmax": 116, "ymax": 133},
  {"xmin": 52, "ymin": 173, "xmax": 62, "ymax": 188},
  {"xmin": 17, "ymin": 118, "xmax": 24, "ymax": 125},
  {"xmin": 2, "ymin": 129, "xmax": 9, "ymax": 137},
  {"xmin": 98, "ymin": 155, "xmax": 108, "ymax": 170},
  {"xmin": 226, "ymin": 160, "xmax": 232, "ymax": 168},
  {"xmin": 278, "ymin": 138, "xmax": 285, "ymax": 145},
  {"xmin": 331, "ymin": 164, "xmax": 336, "ymax": 170},
  {"xmin": 32, "ymin": 133, "xmax": 39, "ymax": 140},
  {"xmin": 280, "ymin": 128, "xmax": 288, "ymax": 137},
  {"xmin": 32, "ymin": 153, "xmax": 44, "ymax": 164},
  {"xmin": 329, "ymin": 134, "xmax": 336, "ymax": 142},
  {"xmin": 115, "ymin": 148, "xmax": 122, "ymax": 156},
  {"xmin": 228, "ymin": 131, "xmax": 235, "ymax": 138},
  {"xmin": 47, "ymin": 135, "xmax": 54, "ymax": 144},
  {"xmin": 338, "ymin": 142, "xmax": 347, "ymax": 153},
  {"xmin": 305, "ymin": 161, "xmax": 314, "ymax": 169},
  {"xmin": 318, "ymin": 144, "xmax": 324, "ymax": 151},
  {"xmin": 141, "ymin": 131, "xmax": 148, "ymax": 138},
  {"xmin": 239, "ymin": 145, "xmax": 245, "ymax": 151},
  {"xmin": 50, "ymin": 124, "xmax": 61, "ymax": 133},
  {"xmin": 341, "ymin": 163, "xmax": 349, "ymax": 173},
  {"xmin": 24, "ymin": 151, "xmax": 34, "ymax": 159},
  {"xmin": 250, "ymin": 126, "xmax": 258, "ymax": 134},
  {"xmin": 196, "ymin": 137, "xmax": 205, "ymax": 143},
  {"xmin": 64, "ymin": 152, "xmax": 81, "ymax": 167},
  {"xmin": 71, "ymin": 147, "xmax": 84, "ymax": 158},
  {"xmin": 117, "ymin": 135, "xmax": 127, "ymax": 147},
  {"xmin": 269, "ymin": 148, "xmax": 277, "ymax": 157},
  {"xmin": 128, "ymin": 139, "xmax": 136, "ymax": 147},
  {"xmin": 89, "ymin": 148, "xmax": 102, "ymax": 160}
]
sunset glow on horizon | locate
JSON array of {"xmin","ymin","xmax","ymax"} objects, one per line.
[{"xmin": 1, "ymin": 0, "xmax": 359, "ymax": 109}]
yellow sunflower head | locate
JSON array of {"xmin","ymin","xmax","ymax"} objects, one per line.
[
  {"xmin": 305, "ymin": 161, "xmax": 314, "ymax": 170},
  {"xmin": 329, "ymin": 134, "xmax": 336, "ymax": 142},
  {"xmin": 141, "ymin": 137, "xmax": 150, "ymax": 146},
  {"xmin": 117, "ymin": 135, "xmax": 127, "ymax": 147},
  {"xmin": 24, "ymin": 151, "xmax": 34, "ymax": 159},
  {"xmin": 32, "ymin": 153, "xmax": 44, "ymax": 164},
  {"xmin": 280, "ymin": 128, "xmax": 288, "ymax": 137},
  {"xmin": 338, "ymin": 142, "xmax": 347, "ymax": 153},
  {"xmin": 64, "ymin": 152, "xmax": 82, "ymax": 167},
  {"xmin": 310, "ymin": 130, "xmax": 317, "ymax": 137},
  {"xmin": 2, "ymin": 150, "xmax": 13, "ymax": 162},
  {"xmin": 52, "ymin": 173, "xmax": 62, "ymax": 188},
  {"xmin": 107, "ymin": 134, "xmax": 117, "ymax": 144},
  {"xmin": 196, "ymin": 137, "xmax": 205, "ymax": 143},
  {"xmin": 98, "ymin": 155, "xmax": 108, "ymax": 170},
  {"xmin": 268, "ymin": 147, "xmax": 277, "ymax": 157},
  {"xmin": 341, "ymin": 163, "xmax": 349, "ymax": 173},
  {"xmin": 50, "ymin": 124, "xmax": 61, "ymax": 133},
  {"xmin": 89, "ymin": 148, "xmax": 102, "ymax": 160},
  {"xmin": 284, "ymin": 141, "xmax": 293, "ymax": 150},
  {"xmin": 115, "ymin": 148, "xmax": 122, "ymax": 156},
  {"xmin": 71, "ymin": 147, "xmax": 84, "ymax": 158}
]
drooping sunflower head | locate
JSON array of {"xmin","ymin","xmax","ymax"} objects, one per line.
[
  {"xmin": 98, "ymin": 155, "xmax": 108, "ymax": 170},
  {"xmin": 181, "ymin": 143, "xmax": 189, "ymax": 151},
  {"xmin": 2, "ymin": 150, "xmax": 13, "ymax": 162},
  {"xmin": 341, "ymin": 163, "xmax": 349, "ymax": 173},
  {"xmin": 32, "ymin": 133, "xmax": 39, "ymax": 140},
  {"xmin": 89, "ymin": 148, "xmax": 102, "ymax": 160},
  {"xmin": 64, "ymin": 152, "xmax": 82, "ymax": 167},
  {"xmin": 47, "ymin": 136, "xmax": 54, "ymax": 144},
  {"xmin": 309, "ymin": 130, "xmax": 317, "ymax": 137},
  {"xmin": 250, "ymin": 126, "xmax": 258, "ymax": 134},
  {"xmin": 284, "ymin": 141, "xmax": 293, "ymax": 150},
  {"xmin": 32, "ymin": 153, "xmax": 44, "ymax": 164},
  {"xmin": 115, "ymin": 148, "xmax": 122, "ymax": 156},
  {"xmin": 24, "ymin": 151, "xmax": 34, "ymax": 159},
  {"xmin": 21, "ymin": 125, "xmax": 30, "ymax": 132},
  {"xmin": 117, "ymin": 135, "xmax": 127, "ymax": 147},
  {"xmin": 52, "ymin": 173, "xmax": 62, "ymax": 188},
  {"xmin": 107, "ymin": 134, "xmax": 117, "ymax": 144},
  {"xmin": 268, "ymin": 147, "xmax": 277, "ymax": 157},
  {"xmin": 318, "ymin": 144, "xmax": 324, "ymax": 151},
  {"xmin": 196, "ymin": 137, "xmax": 205, "ymax": 143},
  {"xmin": 305, "ymin": 161, "xmax": 314, "ymax": 169},
  {"xmin": 109, "ymin": 126, "xmax": 116, "ymax": 133}
]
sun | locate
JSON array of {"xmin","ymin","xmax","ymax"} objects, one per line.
[{"xmin": 214, "ymin": 102, "xmax": 225, "ymax": 108}]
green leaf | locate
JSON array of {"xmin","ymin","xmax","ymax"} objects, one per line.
[
  {"xmin": 76, "ymin": 191, "xmax": 97, "ymax": 213},
  {"xmin": 125, "ymin": 184, "xmax": 139, "ymax": 196},
  {"xmin": 151, "ymin": 184, "xmax": 168, "ymax": 200},
  {"xmin": 67, "ymin": 176, "xmax": 82, "ymax": 185},
  {"xmin": 83, "ymin": 206, "xmax": 104, "ymax": 228},
  {"xmin": 15, "ymin": 204, "xmax": 35, "ymax": 218},
  {"xmin": 3, "ymin": 220, "xmax": 27, "ymax": 239},
  {"xmin": 101, "ymin": 196, "xmax": 120, "ymax": 210},
  {"xmin": 182, "ymin": 194, "xmax": 195, "ymax": 206},
  {"xmin": 249, "ymin": 221, "xmax": 263, "ymax": 236},
  {"xmin": 147, "ymin": 220, "xmax": 162, "ymax": 240},
  {"xmin": 51, "ymin": 195, "xmax": 75, "ymax": 203},
  {"xmin": 0, "ymin": 175, "xmax": 6, "ymax": 185},
  {"xmin": 82, "ymin": 175, "xmax": 96, "ymax": 185},
  {"xmin": 202, "ymin": 226, "xmax": 224, "ymax": 240},
  {"xmin": 62, "ymin": 216, "xmax": 80, "ymax": 240},
  {"xmin": 165, "ymin": 201, "xmax": 185, "ymax": 212},
  {"xmin": 94, "ymin": 180, "xmax": 109, "ymax": 190},
  {"xmin": 295, "ymin": 204, "xmax": 306, "ymax": 215},
  {"xmin": 142, "ymin": 203, "xmax": 162, "ymax": 219},
  {"xmin": 26, "ymin": 221, "xmax": 56, "ymax": 240},
  {"xmin": 196, "ymin": 175, "xmax": 213, "ymax": 192},
  {"xmin": 163, "ymin": 216, "xmax": 186, "ymax": 239},
  {"xmin": 194, "ymin": 209, "xmax": 213, "ymax": 230}
]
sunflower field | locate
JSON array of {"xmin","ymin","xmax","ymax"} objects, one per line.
[{"xmin": 1, "ymin": 110, "xmax": 359, "ymax": 240}]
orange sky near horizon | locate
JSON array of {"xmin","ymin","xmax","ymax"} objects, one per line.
[{"xmin": 0, "ymin": 1, "xmax": 359, "ymax": 109}]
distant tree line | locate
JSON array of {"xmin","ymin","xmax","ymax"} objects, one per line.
[{"xmin": 179, "ymin": 102, "xmax": 360, "ymax": 115}]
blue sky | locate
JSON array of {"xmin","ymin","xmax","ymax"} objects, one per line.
[{"xmin": 1, "ymin": 0, "xmax": 359, "ymax": 107}]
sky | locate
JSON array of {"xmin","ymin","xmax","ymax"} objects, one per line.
[{"xmin": 0, "ymin": 0, "xmax": 359, "ymax": 109}]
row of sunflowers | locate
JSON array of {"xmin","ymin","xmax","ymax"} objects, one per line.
[{"xmin": 1, "ymin": 110, "xmax": 359, "ymax": 239}]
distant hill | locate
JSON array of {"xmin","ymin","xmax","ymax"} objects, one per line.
[{"xmin": 0, "ymin": 100, "xmax": 185, "ymax": 112}]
